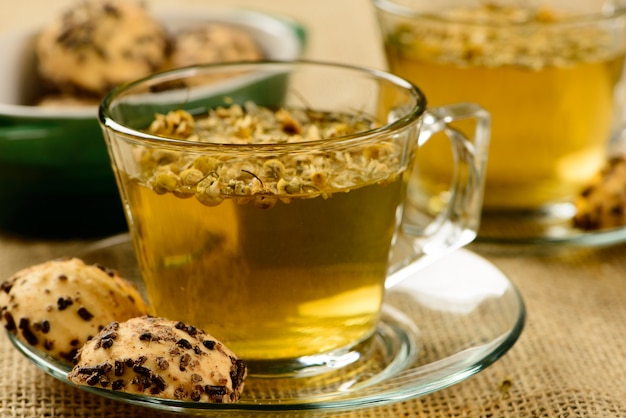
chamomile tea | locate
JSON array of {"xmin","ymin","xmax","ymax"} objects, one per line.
[
  {"xmin": 115, "ymin": 104, "xmax": 409, "ymax": 360},
  {"xmin": 380, "ymin": 4, "xmax": 626, "ymax": 210}
]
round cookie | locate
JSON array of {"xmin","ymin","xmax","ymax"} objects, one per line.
[
  {"xmin": 68, "ymin": 316, "xmax": 247, "ymax": 403},
  {"xmin": 36, "ymin": 0, "xmax": 168, "ymax": 97},
  {"xmin": 169, "ymin": 23, "xmax": 264, "ymax": 69},
  {"xmin": 573, "ymin": 155, "xmax": 626, "ymax": 230},
  {"xmin": 0, "ymin": 258, "xmax": 149, "ymax": 363}
]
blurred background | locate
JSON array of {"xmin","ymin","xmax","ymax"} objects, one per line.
[{"xmin": 0, "ymin": 0, "xmax": 386, "ymax": 69}]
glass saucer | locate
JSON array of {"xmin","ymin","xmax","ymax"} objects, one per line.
[
  {"xmin": 7, "ymin": 234, "xmax": 525, "ymax": 415},
  {"xmin": 476, "ymin": 203, "xmax": 626, "ymax": 248}
]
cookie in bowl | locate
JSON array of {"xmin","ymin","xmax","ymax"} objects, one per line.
[
  {"xmin": 0, "ymin": 2, "xmax": 305, "ymax": 238},
  {"xmin": 36, "ymin": 0, "xmax": 169, "ymax": 100},
  {"xmin": 169, "ymin": 23, "xmax": 264, "ymax": 69}
]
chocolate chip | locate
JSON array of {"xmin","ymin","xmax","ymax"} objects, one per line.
[
  {"xmin": 230, "ymin": 359, "xmax": 247, "ymax": 390},
  {"xmin": 202, "ymin": 340, "xmax": 216, "ymax": 350},
  {"xmin": 139, "ymin": 332, "xmax": 155, "ymax": 341},
  {"xmin": 43, "ymin": 340, "xmax": 54, "ymax": 351},
  {"xmin": 94, "ymin": 263, "xmax": 116, "ymax": 277},
  {"xmin": 40, "ymin": 320, "xmax": 50, "ymax": 334},
  {"xmin": 2, "ymin": 311, "xmax": 16, "ymax": 331},
  {"xmin": 134, "ymin": 356, "xmax": 147, "ymax": 366},
  {"xmin": 101, "ymin": 338, "xmax": 114, "ymax": 349},
  {"xmin": 112, "ymin": 379, "xmax": 125, "ymax": 390},
  {"xmin": 0, "ymin": 279, "xmax": 14, "ymax": 294},
  {"xmin": 86, "ymin": 374, "xmax": 100, "ymax": 386},
  {"xmin": 77, "ymin": 363, "xmax": 112, "ymax": 375},
  {"xmin": 176, "ymin": 338, "xmax": 192, "ymax": 349},
  {"xmin": 101, "ymin": 331, "xmax": 118, "ymax": 340},
  {"xmin": 133, "ymin": 365, "xmax": 151, "ymax": 377},
  {"xmin": 611, "ymin": 205, "xmax": 624, "ymax": 216},
  {"xmin": 174, "ymin": 386, "xmax": 185, "ymax": 400},
  {"xmin": 131, "ymin": 375, "xmax": 152, "ymax": 392},
  {"xmin": 99, "ymin": 376, "xmax": 111, "ymax": 388},
  {"xmin": 57, "ymin": 297, "xmax": 73, "ymax": 310},
  {"xmin": 151, "ymin": 375, "xmax": 166, "ymax": 392},
  {"xmin": 186, "ymin": 325, "xmax": 197, "ymax": 336},
  {"xmin": 77, "ymin": 307, "xmax": 94, "ymax": 321},
  {"xmin": 155, "ymin": 356, "xmax": 169, "ymax": 370},
  {"xmin": 180, "ymin": 353, "xmax": 191, "ymax": 371},
  {"xmin": 103, "ymin": 4, "xmax": 122, "ymax": 18},
  {"xmin": 18, "ymin": 318, "xmax": 39, "ymax": 345},
  {"xmin": 57, "ymin": 274, "xmax": 68, "ymax": 281},
  {"xmin": 114, "ymin": 360, "xmax": 125, "ymax": 376},
  {"xmin": 204, "ymin": 385, "xmax": 227, "ymax": 397},
  {"xmin": 191, "ymin": 388, "xmax": 203, "ymax": 401},
  {"xmin": 93, "ymin": 45, "xmax": 107, "ymax": 59},
  {"xmin": 190, "ymin": 373, "xmax": 203, "ymax": 383},
  {"xmin": 32, "ymin": 321, "xmax": 51, "ymax": 333},
  {"xmin": 70, "ymin": 338, "xmax": 80, "ymax": 346}
]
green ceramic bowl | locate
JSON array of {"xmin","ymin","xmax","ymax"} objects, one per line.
[{"xmin": 0, "ymin": 7, "xmax": 306, "ymax": 238}]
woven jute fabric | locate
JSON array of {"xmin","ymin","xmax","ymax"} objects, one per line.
[{"xmin": 1, "ymin": 232, "xmax": 625, "ymax": 418}]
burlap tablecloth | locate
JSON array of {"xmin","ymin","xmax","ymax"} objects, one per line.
[
  {"xmin": 1, "ymin": 232, "xmax": 625, "ymax": 417},
  {"xmin": 1, "ymin": 0, "xmax": 625, "ymax": 416}
]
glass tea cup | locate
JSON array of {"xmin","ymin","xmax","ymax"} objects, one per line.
[
  {"xmin": 373, "ymin": 0, "xmax": 626, "ymax": 243},
  {"xmin": 99, "ymin": 61, "xmax": 489, "ymax": 376}
]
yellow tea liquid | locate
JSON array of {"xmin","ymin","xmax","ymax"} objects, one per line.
[
  {"xmin": 383, "ymin": 8, "xmax": 625, "ymax": 210},
  {"xmin": 112, "ymin": 104, "xmax": 412, "ymax": 361},
  {"xmin": 123, "ymin": 175, "xmax": 404, "ymax": 360}
]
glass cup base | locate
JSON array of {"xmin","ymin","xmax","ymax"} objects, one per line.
[{"xmin": 245, "ymin": 307, "xmax": 419, "ymax": 378}]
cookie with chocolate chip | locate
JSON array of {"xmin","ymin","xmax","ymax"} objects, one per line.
[
  {"xmin": 573, "ymin": 155, "xmax": 626, "ymax": 230},
  {"xmin": 169, "ymin": 23, "xmax": 264, "ymax": 69},
  {"xmin": 68, "ymin": 316, "xmax": 247, "ymax": 403},
  {"xmin": 36, "ymin": 0, "xmax": 168, "ymax": 97},
  {"xmin": 0, "ymin": 258, "xmax": 149, "ymax": 363}
]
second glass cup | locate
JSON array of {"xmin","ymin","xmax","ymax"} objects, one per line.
[{"xmin": 373, "ymin": 0, "xmax": 626, "ymax": 243}]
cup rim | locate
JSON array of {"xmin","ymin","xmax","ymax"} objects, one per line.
[
  {"xmin": 99, "ymin": 59, "xmax": 428, "ymax": 151},
  {"xmin": 371, "ymin": 0, "xmax": 626, "ymax": 26}
]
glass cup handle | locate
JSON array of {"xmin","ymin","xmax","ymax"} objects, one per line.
[{"xmin": 386, "ymin": 102, "xmax": 490, "ymax": 288}]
